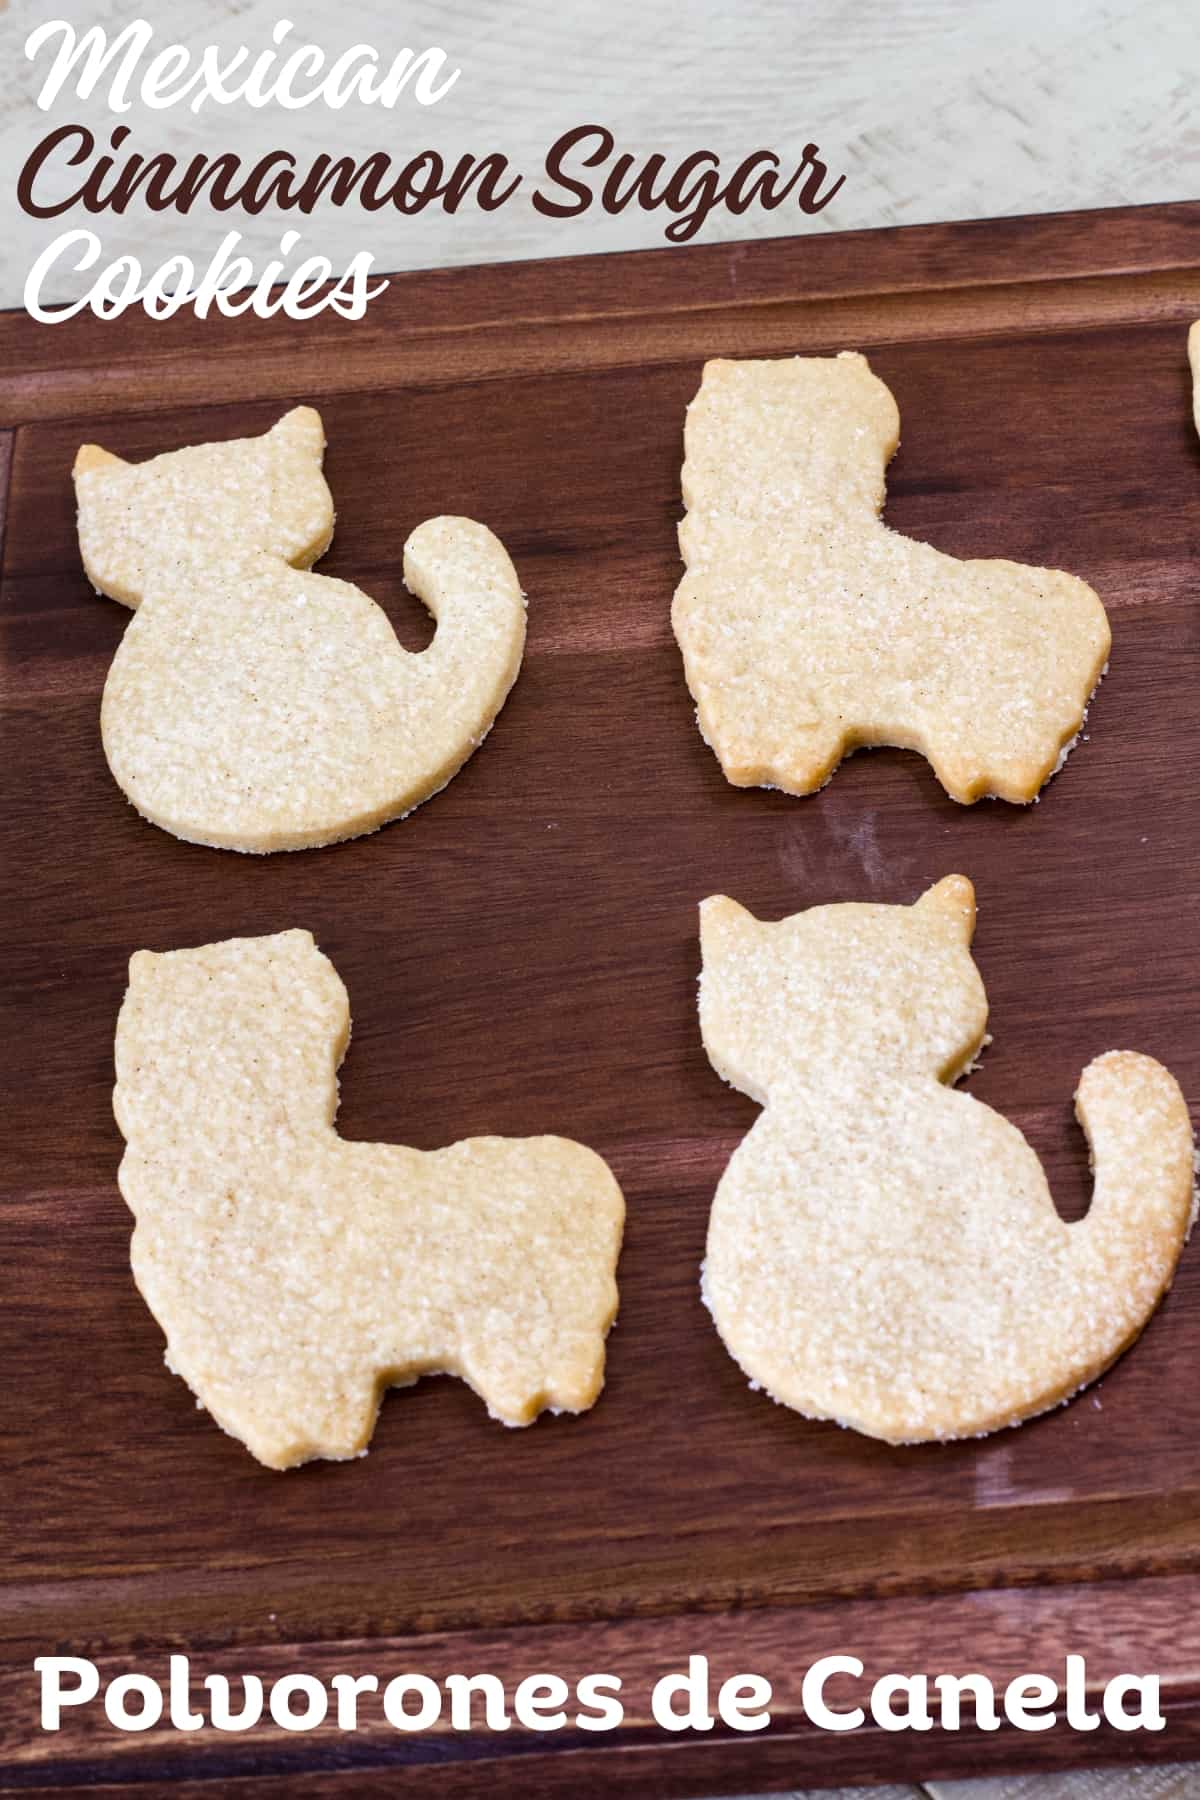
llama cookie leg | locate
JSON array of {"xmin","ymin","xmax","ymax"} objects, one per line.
[
  {"xmin": 441, "ymin": 1139, "xmax": 623, "ymax": 1423},
  {"xmin": 137, "ymin": 1224, "xmax": 385, "ymax": 1472},
  {"xmin": 697, "ymin": 879, "xmax": 1194, "ymax": 1443},
  {"xmin": 113, "ymin": 932, "xmax": 624, "ymax": 1468},
  {"xmin": 77, "ymin": 413, "xmax": 526, "ymax": 851},
  {"xmin": 672, "ymin": 575, "xmax": 848, "ymax": 792},
  {"xmin": 126, "ymin": 1134, "xmax": 395, "ymax": 1469},
  {"xmin": 672, "ymin": 354, "xmax": 1111, "ymax": 804}
]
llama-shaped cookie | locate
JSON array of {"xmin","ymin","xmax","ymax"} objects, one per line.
[
  {"xmin": 75, "ymin": 408, "xmax": 526, "ymax": 851},
  {"xmin": 673, "ymin": 354, "xmax": 1111, "ymax": 804},
  {"xmin": 114, "ymin": 929, "xmax": 624, "ymax": 1467},
  {"xmin": 698, "ymin": 877, "xmax": 1194, "ymax": 1442}
]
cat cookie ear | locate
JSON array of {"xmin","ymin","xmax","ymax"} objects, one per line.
[
  {"xmin": 268, "ymin": 406, "xmax": 326, "ymax": 460},
  {"xmin": 700, "ymin": 895, "xmax": 759, "ymax": 961},
  {"xmin": 126, "ymin": 948, "xmax": 159, "ymax": 987},
  {"xmin": 914, "ymin": 874, "xmax": 976, "ymax": 942},
  {"xmin": 73, "ymin": 444, "xmax": 127, "ymax": 477}
]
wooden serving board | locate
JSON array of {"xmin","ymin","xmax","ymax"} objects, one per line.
[{"xmin": 2, "ymin": 202, "xmax": 1199, "ymax": 1797}]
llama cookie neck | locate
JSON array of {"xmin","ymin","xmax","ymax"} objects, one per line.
[{"xmin": 115, "ymin": 931, "xmax": 347, "ymax": 1154}]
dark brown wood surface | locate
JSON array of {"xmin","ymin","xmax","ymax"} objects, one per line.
[{"xmin": 2, "ymin": 201, "xmax": 1199, "ymax": 1794}]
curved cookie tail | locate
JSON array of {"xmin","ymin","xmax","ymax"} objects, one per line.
[
  {"xmin": 1072, "ymin": 1050, "xmax": 1195, "ymax": 1339},
  {"xmin": 402, "ymin": 516, "xmax": 527, "ymax": 726}
]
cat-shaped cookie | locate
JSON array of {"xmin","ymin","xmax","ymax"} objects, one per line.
[
  {"xmin": 75, "ymin": 408, "xmax": 526, "ymax": 851},
  {"xmin": 114, "ymin": 929, "xmax": 625, "ymax": 1468},
  {"xmin": 699, "ymin": 877, "xmax": 1194, "ymax": 1441},
  {"xmin": 673, "ymin": 354, "xmax": 1111, "ymax": 803}
]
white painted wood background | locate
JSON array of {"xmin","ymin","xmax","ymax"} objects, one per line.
[
  {"xmin": 2, "ymin": 0, "xmax": 1198, "ymax": 1793},
  {"xmin": 721, "ymin": 1773, "xmax": 1199, "ymax": 1800},
  {"xmin": 2, "ymin": 0, "xmax": 1198, "ymax": 305},
  {"xmin": 714, "ymin": 1769, "xmax": 1200, "ymax": 1799}
]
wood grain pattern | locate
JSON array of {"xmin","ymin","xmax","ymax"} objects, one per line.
[
  {"xmin": 2, "ymin": 203, "xmax": 1199, "ymax": 1794},
  {"xmin": 0, "ymin": 431, "xmax": 12, "ymax": 554},
  {"xmin": 2, "ymin": 201, "xmax": 1199, "ymax": 428},
  {"xmin": 5, "ymin": 1579, "xmax": 1200, "ymax": 1795}
]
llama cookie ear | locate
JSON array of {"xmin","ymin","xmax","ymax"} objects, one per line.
[
  {"xmin": 268, "ymin": 405, "xmax": 326, "ymax": 460},
  {"xmin": 914, "ymin": 873, "xmax": 976, "ymax": 941},
  {"xmin": 112, "ymin": 930, "xmax": 625, "ymax": 1468}
]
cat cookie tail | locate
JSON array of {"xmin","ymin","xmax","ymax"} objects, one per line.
[
  {"xmin": 402, "ymin": 516, "xmax": 527, "ymax": 706},
  {"xmin": 1072, "ymin": 1051, "xmax": 1195, "ymax": 1325}
]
